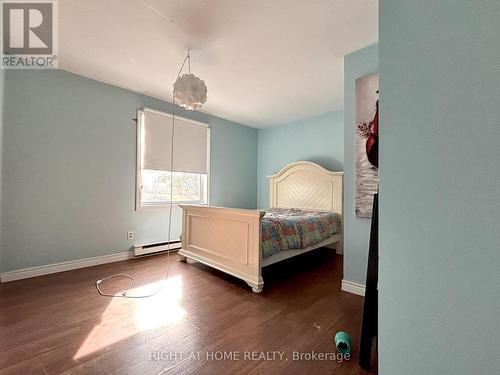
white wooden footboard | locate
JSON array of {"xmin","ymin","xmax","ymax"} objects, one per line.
[{"xmin": 178, "ymin": 205, "xmax": 266, "ymax": 293}]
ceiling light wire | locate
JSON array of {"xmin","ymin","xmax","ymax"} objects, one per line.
[
  {"xmin": 176, "ymin": 52, "xmax": 190, "ymax": 80},
  {"xmin": 136, "ymin": 0, "xmax": 171, "ymax": 22},
  {"xmin": 95, "ymin": 52, "xmax": 191, "ymax": 299}
]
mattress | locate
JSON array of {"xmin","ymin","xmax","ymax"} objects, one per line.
[{"xmin": 261, "ymin": 208, "xmax": 341, "ymax": 259}]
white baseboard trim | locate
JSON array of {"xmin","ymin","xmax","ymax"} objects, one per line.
[
  {"xmin": 0, "ymin": 251, "xmax": 134, "ymax": 283},
  {"xmin": 341, "ymin": 279, "xmax": 366, "ymax": 296}
]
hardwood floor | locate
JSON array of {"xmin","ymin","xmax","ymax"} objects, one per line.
[{"xmin": 0, "ymin": 249, "xmax": 376, "ymax": 375}]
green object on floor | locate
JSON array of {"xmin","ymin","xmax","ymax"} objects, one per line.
[{"xmin": 334, "ymin": 331, "xmax": 352, "ymax": 355}]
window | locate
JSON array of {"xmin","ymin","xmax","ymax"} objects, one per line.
[
  {"xmin": 141, "ymin": 170, "xmax": 207, "ymax": 205},
  {"xmin": 136, "ymin": 108, "xmax": 210, "ymax": 208}
]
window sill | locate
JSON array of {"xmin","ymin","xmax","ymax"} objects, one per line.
[{"xmin": 137, "ymin": 201, "xmax": 208, "ymax": 211}]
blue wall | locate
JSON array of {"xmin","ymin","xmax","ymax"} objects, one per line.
[
  {"xmin": 257, "ymin": 111, "xmax": 344, "ymax": 208},
  {"xmin": 211, "ymin": 116, "xmax": 257, "ymax": 209},
  {"xmin": 379, "ymin": 1, "xmax": 500, "ymax": 374},
  {"xmin": 1, "ymin": 70, "xmax": 257, "ymax": 272},
  {"xmin": 343, "ymin": 44, "xmax": 378, "ymax": 285}
]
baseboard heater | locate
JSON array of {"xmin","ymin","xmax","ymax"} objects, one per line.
[{"xmin": 134, "ymin": 240, "xmax": 182, "ymax": 257}]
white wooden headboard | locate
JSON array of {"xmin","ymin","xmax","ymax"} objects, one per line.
[{"xmin": 268, "ymin": 161, "xmax": 343, "ymax": 215}]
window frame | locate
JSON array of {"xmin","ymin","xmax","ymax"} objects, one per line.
[{"xmin": 135, "ymin": 107, "xmax": 211, "ymax": 210}]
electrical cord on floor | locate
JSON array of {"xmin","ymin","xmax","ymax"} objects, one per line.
[
  {"xmin": 95, "ymin": 52, "xmax": 191, "ymax": 299},
  {"xmin": 95, "ymin": 112, "xmax": 174, "ymax": 298}
]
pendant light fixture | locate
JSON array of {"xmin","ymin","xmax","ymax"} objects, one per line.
[{"xmin": 173, "ymin": 52, "xmax": 207, "ymax": 110}]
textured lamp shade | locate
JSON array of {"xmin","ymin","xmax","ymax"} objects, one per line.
[{"xmin": 173, "ymin": 73, "xmax": 208, "ymax": 110}]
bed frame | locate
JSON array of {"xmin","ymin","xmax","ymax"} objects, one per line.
[{"xmin": 178, "ymin": 161, "xmax": 343, "ymax": 293}]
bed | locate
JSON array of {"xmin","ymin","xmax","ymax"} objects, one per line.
[{"xmin": 178, "ymin": 161, "xmax": 343, "ymax": 293}]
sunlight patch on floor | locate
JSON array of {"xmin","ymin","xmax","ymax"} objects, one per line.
[{"xmin": 74, "ymin": 276, "xmax": 185, "ymax": 360}]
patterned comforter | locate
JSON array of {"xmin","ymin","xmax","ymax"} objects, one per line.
[{"xmin": 261, "ymin": 208, "xmax": 341, "ymax": 259}]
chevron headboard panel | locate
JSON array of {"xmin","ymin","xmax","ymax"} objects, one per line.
[{"xmin": 268, "ymin": 161, "xmax": 343, "ymax": 215}]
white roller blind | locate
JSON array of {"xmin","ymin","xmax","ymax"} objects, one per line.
[{"xmin": 140, "ymin": 109, "xmax": 209, "ymax": 174}]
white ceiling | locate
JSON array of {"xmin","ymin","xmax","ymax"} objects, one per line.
[{"xmin": 59, "ymin": 0, "xmax": 378, "ymax": 128}]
